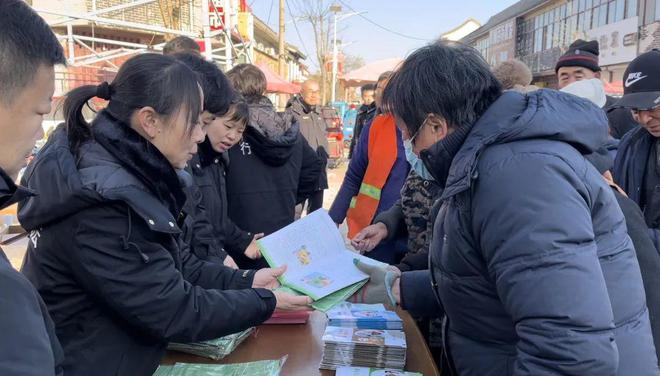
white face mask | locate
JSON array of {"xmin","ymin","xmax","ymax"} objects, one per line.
[{"xmin": 560, "ymin": 78, "xmax": 607, "ymax": 108}]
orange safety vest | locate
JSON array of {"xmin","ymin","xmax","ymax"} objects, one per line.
[{"xmin": 346, "ymin": 113, "xmax": 398, "ymax": 239}]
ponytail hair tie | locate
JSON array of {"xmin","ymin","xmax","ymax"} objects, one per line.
[{"xmin": 96, "ymin": 82, "xmax": 112, "ymax": 100}]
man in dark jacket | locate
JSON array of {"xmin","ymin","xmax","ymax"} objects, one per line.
[
  {"xmin": 287, "ymin": 79, "xmax": 330, "ymax": 213},
  {"xmin": 556, "ymin": 39, "xmax": 638, "ymax": 139},
  {"xmin": 356, "ymin": 42, "xmax": 659, "ymax": 375},
  {"xmin": 613, "ymin": 50, "xmax": 660, "ymax": 253},
  {"xmin": 348, "ymin": 83, "xmax": 376, "ymax": 159},
  {"xmin": 0, "ymin": 2, "xmax": 66, "ymax": 374}
]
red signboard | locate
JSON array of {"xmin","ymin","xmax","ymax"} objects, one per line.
[{"xmin": 209, "ymin": 1, "xmax": 225, "ymax": 31}]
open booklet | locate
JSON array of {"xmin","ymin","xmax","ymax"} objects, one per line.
[{"xmin": 258, "ymin": 210, "xmax": 385, "ymax": 303}]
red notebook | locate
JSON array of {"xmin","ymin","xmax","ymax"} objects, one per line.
[{"xmin": 263, "ymin": 310, "xmax": 312, "ymax": 325}]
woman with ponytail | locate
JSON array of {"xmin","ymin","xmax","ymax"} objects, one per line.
[{"xmin": 17, "ymin": 53, "xmax": 311, "ymax": 376}]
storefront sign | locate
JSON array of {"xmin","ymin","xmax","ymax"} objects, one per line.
[{"xmin": 586, "ymin": 17, "xmax": 638, "ymax": 66}]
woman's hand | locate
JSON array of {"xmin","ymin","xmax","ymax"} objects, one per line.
[
  {"xmin": 273, "ymin": 291, "xmax": 313, "ymax": 311},
  {"xmin": 244, "ymin": 233, "xmax": 265, "ymax": 259},
  {"xmin": 252, "ymin": 265, "xmax": 286, "ymax": 290},
  {"xmin": 223, "ymin": 255, "xmax": 238, "ymax": 269}
]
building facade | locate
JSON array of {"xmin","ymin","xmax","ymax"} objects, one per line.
[{"xmin": 463, "ymin": 0, "xmax": 660, "ymax": 88}]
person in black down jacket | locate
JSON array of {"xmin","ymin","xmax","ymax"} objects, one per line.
[
  {"xmin": 225, "ymin": 64, "xmax": 322, "ymax": 253},
  {"xmin": 18, "ymin": 54, "xmax": 312, "ymax": 376},
  {"xmin": 353, "ymin": 42, "xmax": 658, "ymax": 375},
  {"xmin": 175, "ymin": 54, "xmax": 263, "ymax": 270},
  {"xmin": 0, "ymin": 2, "xmax": 66, "ymax": 375}
]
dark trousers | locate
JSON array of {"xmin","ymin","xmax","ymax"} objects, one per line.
[{"xmin": 305, "ymin": 190, "xmax": 324, "ymax": 214}]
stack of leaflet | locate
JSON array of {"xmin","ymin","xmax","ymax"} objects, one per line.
[
  {"xmin": 320, "ymin": 326, "xmax": 407, "ymax": 370},
  {"xmin": 326, "ymin": 303, "xmax": 403, "ymax": 330},
  {"xmin": 336, "ymin": 366, "xmax": 421, "ymax": 376},
  {"xmin": 153, "ymin": 357, "xmax": 286, "ymax": 376},
  {"xmin": 166, "ymin": 327, "xmax": 254, "ymax": 360}
]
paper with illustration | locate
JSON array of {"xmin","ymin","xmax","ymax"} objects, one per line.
[{"xmin": 257, "ymin": 210, "xmax": 383, "ymax": 301}]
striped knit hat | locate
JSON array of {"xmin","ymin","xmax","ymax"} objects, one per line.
[{"xmin": 555, "ymin": 39, "xmax": 600, "ymax": 73}]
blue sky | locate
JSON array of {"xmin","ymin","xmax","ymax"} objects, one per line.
[{"xmin": 250, "ymin": 0, "xmax": 519, "ymax": 71}]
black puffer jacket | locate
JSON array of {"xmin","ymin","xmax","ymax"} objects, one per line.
[
  {"xmin": 0, "ymin": 169, "xmax": 64, "ymax": 376},
  {"xmin": 181, "ymin": 168, "xmax": 229, "ymax": 264},
  {"xmin": 226, "ymin": 96, "xmax": 322, "ymax": 237},
  {"xmin": 18, "ymin": 114, "xmax": 277, "ymax": 376},
  {"xmin": 186, "ymin": 139, "xmax": 254, "ymax": 266}
]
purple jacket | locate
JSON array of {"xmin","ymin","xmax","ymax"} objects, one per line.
[{"xmin": 329, "ymin": 116, "xmax": 410, "ymax": 224}]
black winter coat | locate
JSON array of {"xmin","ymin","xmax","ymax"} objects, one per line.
[
  {"xmin": 186, "ymin": 139, "xmax": 254, "ymax": 267},
  {"xmin": 0, "ymin": 169, "xmax": 64, "ymax": 376},
  {"xmin": 18, "ymin": 115, "xmax": 277, "ymax": 376},
  {"xmin": 181, "ymin": 168, "xmax": 229, "ymax": 264},
  {"xmin": 226, "ymin": 97, "xmax": 322, "ymax": 237}
]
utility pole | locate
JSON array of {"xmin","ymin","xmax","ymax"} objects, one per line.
[
  {"xmin": 330, "ymin": 4, "xmax": 341, "ymax": 104},
  {"xmin": 278, "ymin": 0, "xmax": 286, "ymax": 78},
  {"xmin": 278, "ymin": 0, "xmax": 286, "ymax": 109}
]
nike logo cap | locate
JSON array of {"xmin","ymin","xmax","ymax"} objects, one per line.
[{"xmin": 613, "ymin": 49, "xmax": 660, "ymax": 110}]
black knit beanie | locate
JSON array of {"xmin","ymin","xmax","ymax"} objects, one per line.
[{"xmin": 555, "ymin": 39, "xmax": 601, "ymax": 73}]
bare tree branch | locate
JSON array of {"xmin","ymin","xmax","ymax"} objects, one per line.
[{"xmin": 290, "ymin": 0, "xmax": 334, "ymax": 103}]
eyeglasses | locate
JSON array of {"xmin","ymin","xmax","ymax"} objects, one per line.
[{"xmin": 408, "ymin": 116, "xmax": 430, "ymax": 144}]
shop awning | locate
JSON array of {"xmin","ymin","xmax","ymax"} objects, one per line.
[
  {"xmin": 256, "ymin": 63, "xmax": 301, "ymax": 94},
  {"xmin": 342, "ymin": 58, "xmax": 403, "ymax": 86}
]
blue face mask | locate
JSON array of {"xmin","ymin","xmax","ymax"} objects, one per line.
[{"xmin": 403, "ymin": 139, "xmax": 434, "ymax": 181}]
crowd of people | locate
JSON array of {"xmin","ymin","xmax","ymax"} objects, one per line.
[{"xmin": 3, "ymin": 1, "xmax": 660, "ymax": 375}]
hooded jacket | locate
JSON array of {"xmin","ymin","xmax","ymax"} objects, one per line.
[
  {"xmin": 18, "ymin": 113, "xmax": 276, "ymax": 376},
  {"xmin": 226, "ymin": 96, "xmax": 322, "ymax": 238},
  {"xmin": 420, "ymin": 90, "xmax": 657, "ymax": 375},
  {"xmin": 0, "ymin": 169, "xmax": 64, "ymax": 376}
]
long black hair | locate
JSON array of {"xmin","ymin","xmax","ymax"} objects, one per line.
[
  {"xmin": 382, "ymin": 41, "xmax": 502, "ymax": 135},
  {"xmin": 63, "ymin": 53, "xmax": 202, "ymax": 150}
]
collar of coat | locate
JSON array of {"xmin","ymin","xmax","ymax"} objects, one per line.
[
  {"xmin": 422, "ymin": 90, "xmax": 608, "ymax": 200},
  {"xmin": 197, "ymin": 138, "xmax": 229, "ymax": 169},
  {"xmin": 92, "ymin": 111, "xmax": 187, "ymax": 220},
  {"xmin": 0, "ymin": 167, "xmax": 33, "ymax": 210},
  {"xmin": 17, "ymin": 123, "xmax": 184, "ymax": 234}
]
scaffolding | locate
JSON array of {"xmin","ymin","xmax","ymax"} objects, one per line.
[{"xmin": 34, "ymin": 0, "xmax": 254, "ymax": 73}]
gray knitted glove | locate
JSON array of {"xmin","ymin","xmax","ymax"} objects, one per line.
[{"xmin": 349, "ymin": 258, "xmax": 401, "ymax": 306}]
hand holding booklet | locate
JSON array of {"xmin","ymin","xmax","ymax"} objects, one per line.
[{"xmin": 257, "ymin": 210, "xmax": 385, "ymax": 307}]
